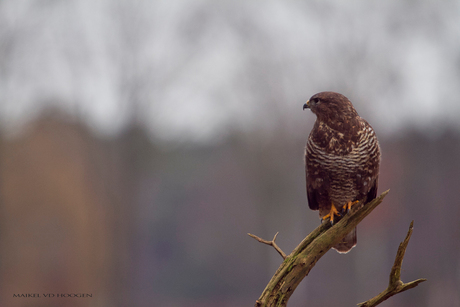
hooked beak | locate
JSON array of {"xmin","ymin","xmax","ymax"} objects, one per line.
[{"xmin": 303, "ymin": 100, "xmax": 310, "ymax": 110}]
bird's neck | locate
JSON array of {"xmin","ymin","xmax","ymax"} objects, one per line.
[
  {"xmin": 316, "ymin": 114, "xmax": 360, "ymax": 134},
  {"xmin": 310, "ymin": 119, "xmax": 361, "ymax": 153}
]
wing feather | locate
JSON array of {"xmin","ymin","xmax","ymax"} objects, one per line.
[{"xmin": 306, "ymin": 172, "xmax": 319, "ymax": 210}]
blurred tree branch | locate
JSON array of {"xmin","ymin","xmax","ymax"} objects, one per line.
[
  {"xmin": 249, "ymin": 190, "xmax": 426, "ymax": 307},
  {"xmin": 358, "ymin": 221, "xmax": 427, "ymax": 307}
]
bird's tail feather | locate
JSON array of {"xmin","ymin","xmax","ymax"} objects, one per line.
[{"xmin": 333, "ymin": 227, "xmax": 357, "ymax": 254}]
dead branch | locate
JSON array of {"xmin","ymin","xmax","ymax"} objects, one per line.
[
  {"xmin": 250, "ymin": 190, "xmax": 425, "ymax": 307},
  {"xmin": 252, "ymin": 190, "xmax": 389, "ymax": 307},
  {"xmin": 357, "ymin": 221, "xmax": 427, "ymax": 307},
  {"xmin": 248, "ymin": 232, "xmax": 287, "ymax": 259}
]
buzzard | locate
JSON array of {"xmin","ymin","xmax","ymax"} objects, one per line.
[{"xmin": 303, "ymin": 92, "xmax": 380, "ymax": 253}]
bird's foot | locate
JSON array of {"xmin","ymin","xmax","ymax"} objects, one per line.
[
  {"xmin": 342, "ymin": 200, "xmax": 360, "ymax": 213},
  {"xmin": 322, "ymin": 202, "xmax": 341, "ymax": 225}
]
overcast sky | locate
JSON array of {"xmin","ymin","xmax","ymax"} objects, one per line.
[{"xmin": 1, "ymin": 0, "xmax": 459, "ymax": 142}]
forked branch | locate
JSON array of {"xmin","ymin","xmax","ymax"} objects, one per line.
[
  {"xmin": 357, "ymin": 221, "xmax": 427, "ymax": 307},
  {"xmin": 248, "ymin": 232, "xmax": 287, "ymax": 259}
]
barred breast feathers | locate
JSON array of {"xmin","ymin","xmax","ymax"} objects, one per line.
[{"xmin": 306, "ymin": 118, "xmax": 379, "ymax": 175}]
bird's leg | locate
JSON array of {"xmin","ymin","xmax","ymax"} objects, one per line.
[
  {"xmin": 322, "ymin": 202, "xmax": 341, "ymax": 225},
  {"xmin": 343, "ymin": 200, "xmax": 360, "ymax": 213}
]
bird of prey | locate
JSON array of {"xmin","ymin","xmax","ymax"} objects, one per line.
[{"xmin": 303, "ymin": 92, "xmax": 380, "ymax": 253}]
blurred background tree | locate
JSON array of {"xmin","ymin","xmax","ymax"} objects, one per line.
[{"xmin": 0, "ymin": 0, "xmax": 459, "ymax": 306}]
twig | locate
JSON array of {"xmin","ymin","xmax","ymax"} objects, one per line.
[
  {"xmin": 357, "ymin": 221, "xmax": 427, "ymax": 307},
  {"xmin": 248, "ymin": 232, "xmax": 287, "ymax": 259}
]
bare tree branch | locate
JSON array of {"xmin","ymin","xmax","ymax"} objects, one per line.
[
  {"xmin": 250, "ymin": 190, "xmax": 426, "ymax": 307},
  {"xmin": 357, "ymin": 221, "xmax": 427, "ymax": 307},
  {"xmin": 248, "ymin": 232, "xmax": 287, "ymax": 260},
  {"xmin": 252, "ymin": 190, "xmax": 390, "ymax": 307}
]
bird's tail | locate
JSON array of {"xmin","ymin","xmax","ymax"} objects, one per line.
[{"xmin": 333, "ymin": 227, "xmax": 357, "ymax": 254}]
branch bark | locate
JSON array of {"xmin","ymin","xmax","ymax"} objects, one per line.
[{"xmin": 250, "ymin": 190, "xmax": 425, "ymax": 307}]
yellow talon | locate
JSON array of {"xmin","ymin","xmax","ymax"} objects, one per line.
[
  {"xmin": 322, "ymin": 202, "xmax": 340, "ymax": 224},
  {"xmin": 343, "ymin": 200, "xmax": 360, "ymax": 211}
]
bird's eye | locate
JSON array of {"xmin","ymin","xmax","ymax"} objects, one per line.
[{"xmin": 314, "ymin": 98, "xmax": 320, "ymax": 104}]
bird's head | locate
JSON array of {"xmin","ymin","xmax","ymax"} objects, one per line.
[{"xmin": 303, "ymin": 91, "xmax": 359, "ymax": 129}]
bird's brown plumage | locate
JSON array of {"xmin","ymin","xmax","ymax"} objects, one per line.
[{"xmin": 304, "ymin": 91, "xmax": 380, "ymax": 253}]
